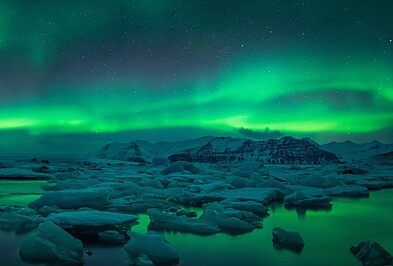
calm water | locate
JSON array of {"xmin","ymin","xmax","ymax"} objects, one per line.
[
  {"xmin": 0, "ymin": 181, "xmax": 392, "ymax": 266},
  {"xmin": 0, "ymin": 180, "xmax": 46, "ymax": 207}
]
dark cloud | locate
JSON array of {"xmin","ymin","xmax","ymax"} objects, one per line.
[
  {"xmin": 237, "ymin": 127, "xmax": 283, "ymax": 140},
  {"xmin": 263, "ymin": 89, "xmax": 379, "ymax": 110}
]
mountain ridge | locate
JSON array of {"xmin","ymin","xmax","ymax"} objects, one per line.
[
  {"xmin": 320, "ymin": 140, "xmax": 393, "ymax": 163},
  {"xmin": 97, "ymin": 136, "xmax": 340, "ymax": 165}
]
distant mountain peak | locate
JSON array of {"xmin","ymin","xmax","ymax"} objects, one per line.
[
  {"xmin": 303, "ymin": 137, "xmax": 320, "ymax": 147},
  {"xmin": 320, "ymin": 139, "xmax": 393, "ymax": 163}
]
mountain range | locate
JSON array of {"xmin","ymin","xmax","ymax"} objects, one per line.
[
  {"xmin": 97, "ymin": 136, "xmax": 342, "ymax": 165},
  {"xmin": 320, "ymin": 140, "xmax": 393, "ymax": 163}
]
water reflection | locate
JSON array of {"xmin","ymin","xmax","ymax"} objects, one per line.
[
  {"xmin": 269, "ymin": 200, "xmax": 332, "ymax": 220},
  {"xmin": 0, "ymin": 180, "xmax": 46, "ymax": 207}
]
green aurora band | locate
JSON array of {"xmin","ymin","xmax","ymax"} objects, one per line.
[
  {"xmin": 0, "ymin": 0, "xmax": 392, "ymax": 151},
  {"xmin": 1, "ymin": 56, "xmax": 392, "ymax": 134}
]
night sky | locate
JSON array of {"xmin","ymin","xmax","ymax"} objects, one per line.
[{"xmin": 0, "ymin": 0, "xmax": 392, "ymax": 153}]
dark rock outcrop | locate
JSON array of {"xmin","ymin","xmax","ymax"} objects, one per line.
[
  {"xmin": 169, "ymin": 136, "xmax": 339, "ymax": 166},
  {"xmin": 272, "ymin": 227, "xmax": 305, "ymax": 253},
  {"xmin": 350, "ymin": 241, "xmax": 393, "ymax": 266}
]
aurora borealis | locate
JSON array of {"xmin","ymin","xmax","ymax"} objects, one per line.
[{"xmin": 0, "ymin": 0, "xmax": 392, "ymax": 153}]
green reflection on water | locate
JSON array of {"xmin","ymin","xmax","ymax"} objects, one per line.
[
  {"xmin": 0, "ymin": 180, "xmax": 46, "ymax": 206},
  {"xmin": 134, "ymin": 190, "xmax": 393, "ymax": 266}
]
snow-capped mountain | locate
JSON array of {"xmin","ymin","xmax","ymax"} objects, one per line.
[
  {"xmin": 320, "ymin": 140, "xmax": 393, "ymax": 163},
  {"xmin": 362, "ymin": 151, "xmax": 393, "ymax": 165},
  {"xmin": 96, "ymin": 136, "xmax": 215, "ymax": 163},
  {"xmin": 97, "ymin": 136, "xmax": 340, "ymax": 165},
  {"xmin": 97, "ymin": 141, "xmax": 153, "ymax": 163},
  {"xmin": 168, "ymin": 136, "xmax": 339, "ymax": 165}
]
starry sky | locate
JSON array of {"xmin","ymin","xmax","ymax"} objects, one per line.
[{"xmin": 0, "ymin": 0, "xmax": 392, "ymax": 153}]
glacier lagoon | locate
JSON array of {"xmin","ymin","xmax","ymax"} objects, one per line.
[{"xmin": 0, "ymin": 180, "xmax": 392, "ymax": 266}]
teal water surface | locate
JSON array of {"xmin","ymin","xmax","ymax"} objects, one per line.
[{"xmin": 0, "ymin": 181, "xmax": 392, "ymax": 266}]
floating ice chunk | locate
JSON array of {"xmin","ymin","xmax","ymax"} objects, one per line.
[
  {"xmin": 232, "ymin": 162, "xmax": 267, "ymax": 178},
  {"xmin": 29, "ymin": 189, "xmax": 111, "ymax": 209},
  {"xmin": 161, "ymin": 161, "xmax": 202, "ymax": 175},
  {"xmin": 147, "ymin": 208, "xmax": 220, "ymax": 235},
  {"xmin": 41, "ymin": 178, "xmax": 99, "ymax": 191},
  {"xmin": 257, "ymin": 177, "xmax": 287, "ymax": 191},
  {"xmin": 19, "ymin": 221, "xmax": 84, "ymax": 264},
  {"xmin": 124, "ymin": 231, "xmax": 179, "ymax": 265},
  {"xmin": 296, "ymin": 174, "xmax": 341, "ymax": 189},
  {"xmin": 284, "ymin": 189, "xmax": 332, "ymax": 208},
  {"xmin": 220, "ymin": 199, "xmax": 269, "ymax": 216},
  {"xmin": 217, "ymin": 188, "xmax": 285, "ymax": 204},
  {"xmin": 0, "ymin": 210, "xmax": 37, "ymax": 233},
  {"xmin": 325, "ymin": 185, "xmax": 369, "ymax": 197},
  {"xmin": 99, "ymin": 230, "xmax": 129, "ymax": 244},
  {"xmin": 47, "ymin": 210, "xmax": 138, "ymax": 228},
  {"xmin": 200, "ymin": 203, "xmax": 256, "ymax": 234}
]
